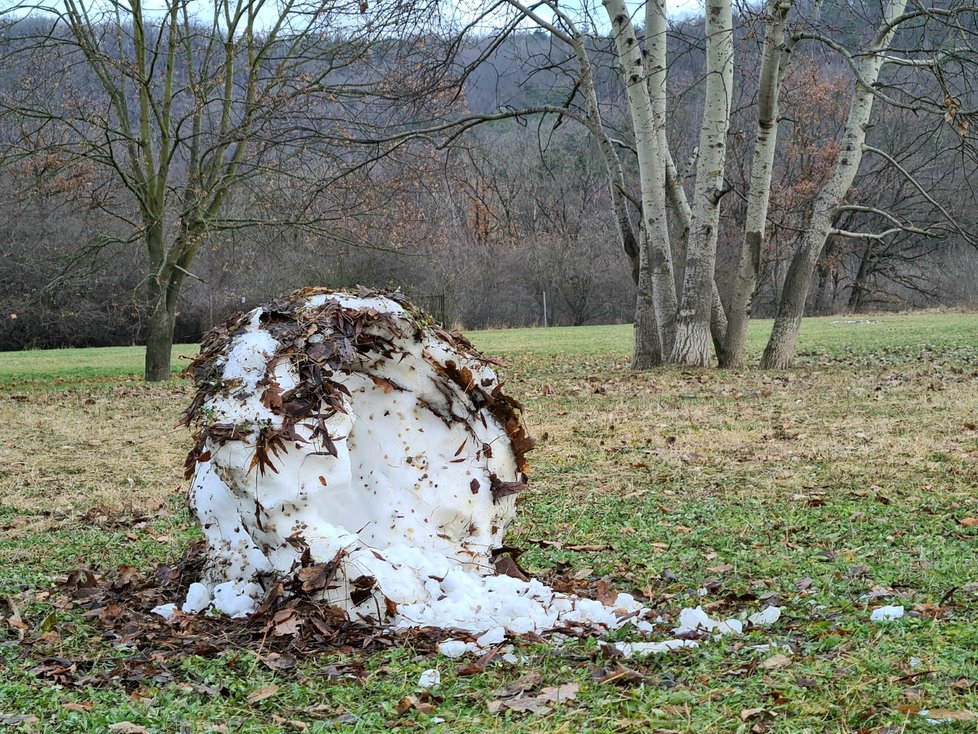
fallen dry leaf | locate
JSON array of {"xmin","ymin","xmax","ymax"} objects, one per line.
[
  {"xmin": 760, "ymin": 654, "xmax": 792, "ymax": 670},
  {"xmin": 247, "ymin": 685, "xmax": 281, "ymax": 704},
  {"xmin": 395, "ymin": 695, "xmax": 437, "ymax": 716},
  {"xmin": 492, "ymin": 674, "xmax": 543, "ymax": 698},
  {"xmin": 740, "ymin": 707, "xmax": 765, "ymax": 721},
  {"xmin": 108, "ymin": 724, "xmax": 149, "ymax": 734},
  {"xmin": 457, "ymin": 649, "xmax": 499, "ymax": 676},
  {"xmin": 271, "ymin": 714, "xmax": 310, "ymax": 730},
  {"xmin": 958, "ymin": 517, "xmax": 978, "ymax": 528},
  {"xmin": 923, "ymin": 709, "xmax": 978, "ymax": 722},
  {"xmin": 488, "ymin": 682, "xmax": 580, "ymax": 715},
  {"xmin": 61, "ymin": 702, "xmax": 94, "ymax": 713}
]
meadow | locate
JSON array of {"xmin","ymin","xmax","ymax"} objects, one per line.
[{"xmin": 1, "ymin": 311, "xmax": 978, "ymax": 732}]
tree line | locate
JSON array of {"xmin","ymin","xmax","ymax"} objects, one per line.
[{"xmin": 1, "ymin": 0, "xmax": 976, "ymax": 377}]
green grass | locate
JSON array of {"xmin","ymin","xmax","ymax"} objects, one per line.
[
  {"xmin": 2, "ymin": 311, "xmax": 978, "ymax": 732},
  {"xmin": 0, "ymin": 344, "xmax": 200, "ymax": 386},
  {"xmin": 2, "ymin": 311, "xmax": 976, "ymax": 385}
]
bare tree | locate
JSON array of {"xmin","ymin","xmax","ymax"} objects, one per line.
[
  {"xmin": 1, "ymin": 0, "xmax": 433, "ymax": 380},
  {"xmin": 719, "ymin": 0, "xmax": 792, "ymax": 367},
  {"xmin": 760, "ymin": 0, "xmax": 978, "ymax": 367}
]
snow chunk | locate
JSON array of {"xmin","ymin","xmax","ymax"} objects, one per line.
[
  {"xmin": 182, "ymin": 582, "xmax": 212, "ymax": 614},
  {"xmin": 437, "ymin": 640, "xmax": 472, "ymax": 658},
  {"xmin": 151, "ymin": 603, "xmax": 178, "ymax": 620},
  {"xmin": 417, "ymin": 669, "xmax": 441, "ymax": 688},
  {"xmin": 673, "ymin": 606, "xmax": 741, "ymax": 636},
  {"xmin": 870, "ymin": 605, "xmax": 905, "ymax": 622},
  {"xmin": 748, "ymin": 606, "xmax": 782, "ymax": 626},
  {"xmin": 476, "ymin": 627, "xmax": 506, "ymax": 648}
]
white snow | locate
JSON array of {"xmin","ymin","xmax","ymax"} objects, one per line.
[
  {"xmin": 673, "ymin": 606, "xmax": 742, "ymax": 636},
  {"xmin": 182, "ymin": 582, "xmax": 212, "ymax": 614},
  {"xmin": 151, "ymin": 603, "xmax": 178, "ymax": 620},
  {"xmin": 748, "ymin": 606, "xmax": 782, "ymax": 626},
  {"xmin": 417, "ymin": 669, "xmax": 441, "ymax": 688},
  {"xmin": 608, "ymin": 639, "xmax": 700, "ymax": 657},
  {"xmin": 182, "ymin": 290, "xmax": 530, "ymax": 628},
  {"xmin": 870, "ymin": 605, "xmax": 905, "ymax": 622},
  {"xmin": 436, "ymin": 640, "xmax": 471, "ymax": 658}
]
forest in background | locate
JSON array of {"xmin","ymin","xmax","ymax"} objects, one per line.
[{"xmin": 2, "ymin": 1, "xmax": 977, "ymax": 353}]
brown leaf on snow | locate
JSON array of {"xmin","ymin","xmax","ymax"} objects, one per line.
[
  {"xmin": 297, "ymin": 563, "xmax": 335, "ymax": 592},
  {"xmin": 493, "ymin": 553, "xmax": 530, "ymax": 582}
]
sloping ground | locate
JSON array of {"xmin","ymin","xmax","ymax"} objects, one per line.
[{"xmin": 1, "ymin": 312, "xmax": 977, "ymax": 732}]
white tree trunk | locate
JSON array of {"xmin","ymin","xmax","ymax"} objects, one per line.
[
  {"xmin": 670, "ymin": 0, "xmax": 734, "ymax": 366},
  {"xmin": 720, "ymin": 0, "xmax": 793, "ymax": 368},
  {"xmin": 760, "ymin": 0, "xmax": 909, "ymax": 369},
  {"xmin": 604, "ymin": 0, "xmax": 678, "ymax": 360}
]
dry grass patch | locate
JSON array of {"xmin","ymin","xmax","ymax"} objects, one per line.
[{"xmin": 0, "ymin": 384, "xmax": 190, "ymax": 516}]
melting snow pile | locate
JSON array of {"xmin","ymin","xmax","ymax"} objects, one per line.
[
  {"xmin": 166, "ymin": 287, "xmax": 539, "ymax": 627},
  {"xmin": 156, "ymin": 287, "xmax": 781, "ymax": 652}
]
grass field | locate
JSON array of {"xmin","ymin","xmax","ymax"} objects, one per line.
[{"xmin": 1, "ymin": 311, "xmax": 978, "ymax": 732}]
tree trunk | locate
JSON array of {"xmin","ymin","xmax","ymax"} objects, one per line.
[
  {"xmin": 144, "ymin": 227, "xmax": 197, "ymax": 382},
  {"xmin": 605, "ymin": 0, "xmax": 678, "ymax": 359},
  {"xmin": 145, "ymin": 285, "xmax": 177, "ymax": 382},
  {"xmin": 760, "ymin": 245, "xmax": 820, "ymax": 368},
  {"xmin": 760, "ymin": 0, "xmax": 908, "ymax": 368},
  {"xmin": 632, "ymin": 240, "xmax": 663, "ymax": 368},
  {"xmin": 720, "ymin": 0, "xmax": 792, "ymax": 368},
  {"xmin": 710, "ymin": 286, "xmax": 729, "ymax": 365},
  {"xmin": 848, "ymin": 239, "xmax": 873, "ymax": 311},
  {"xmin": 670, "ymin": 0, "xmax": 733, "ymax": 367}
]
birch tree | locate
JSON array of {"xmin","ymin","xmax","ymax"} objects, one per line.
[
  {"xmin": 760, "ymin": 0, "xmax": 978, "ymax": 367},
  {"xmin": 718, "ymin": 0, "xmax": 792, "ymax": 367},
  {"xmin": 669, "ymin": 0, "xmax": 734, "ymax": 365}
]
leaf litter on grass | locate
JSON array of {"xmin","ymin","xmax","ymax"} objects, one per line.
[{"xmin": 5, "ymin": 317, "xmax": 978, "ymax": 730}]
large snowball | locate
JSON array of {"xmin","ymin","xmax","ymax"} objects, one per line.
[{"xmin": 179, "ymin": 288, "xmax": 536, "ymax": 626}]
